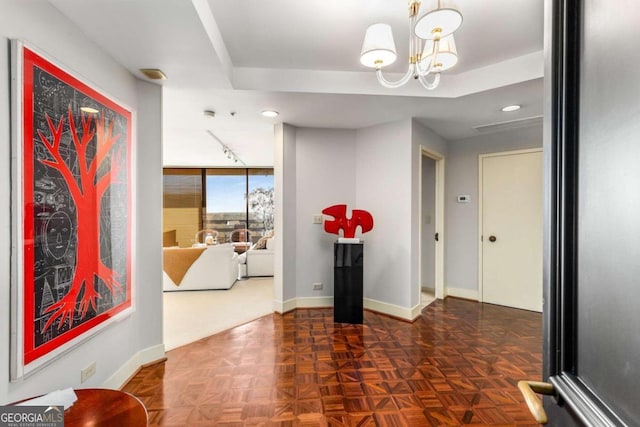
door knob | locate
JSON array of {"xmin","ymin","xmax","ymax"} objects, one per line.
[{"xmin": 489, "ymin": 235, "xmax": 497, "ymax": 242}]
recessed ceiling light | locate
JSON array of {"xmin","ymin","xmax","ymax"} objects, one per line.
[
  {"xmin": 261, "ymin": 110, "xmax": 279, "ymax": 118},
  {"xmin": 80, "ymin": 107, "xmax": 99, "ymax": 114},
  {"xmin": 501, "ymin": 104, "xmax": 521, "ymax": 112},
  {"xmin": 139, "ymin": 68, "xmax": 167, "ymax": 80},
  {"xmin": 204, "ymin": 110, "xmax": 216, "ymax": 118}
]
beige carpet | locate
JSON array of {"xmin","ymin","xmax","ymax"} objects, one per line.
[{"xmin": 163, "ymin": 277, "xmax": 273, "ymax": 351}]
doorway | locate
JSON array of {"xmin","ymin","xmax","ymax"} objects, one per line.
[
  {"xmin": 478, "ymin": 148, "xmax": 543, "ymax": 312},
  {"xmin": 419, "ymin": 147, "xmax": 444, "ymax": 302},
  {"xmin": 161, "ymin": 167, "xmax": 275, "ymax": 350}
]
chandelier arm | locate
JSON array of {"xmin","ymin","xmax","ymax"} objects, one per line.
[
  {"xmin": 376, "ymin": 65, "xmax": 415, "ymax": 89},
  {"xmin": 416, "ymin": 39, "xmax": 440, "ymax": 77},
  {"xmin": 417, "ymin": 54, "xmax": 434, "ymax": 76},
  {"xmin": 418, "ymin": 72, "xmax": 441, "ymax": 90},
  {"xmin": 409, "ymin": 8, "xmax": 417, "ymax": 61},
  {"xmin": 416, "ymin": 37, "xmax": 424, "ymax": 65}
]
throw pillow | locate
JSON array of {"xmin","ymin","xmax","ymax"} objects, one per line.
[
  {"xmin": 254, "ymin": 231, "xmax": 274, "ymax": 250},
  {"xmin": 254, "ymin": 236, "xmax": 270, "ymax": 250}
]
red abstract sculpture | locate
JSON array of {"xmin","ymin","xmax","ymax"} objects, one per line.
[{"xmin": 322, "ymin": 204, "xmax": 374, "ymax": 238}]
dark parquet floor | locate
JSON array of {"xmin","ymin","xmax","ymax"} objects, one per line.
[{"xmin": 123, "ymin": 298, "xmax": 542, "ymax": 426}]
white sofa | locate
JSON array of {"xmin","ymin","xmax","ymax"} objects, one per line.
[
  {"xmin": 163, "ymin": 244, "xmax": 239, "ymax": 291},
  {"xmin": 238, "ymin": 237, "xmax": 274, "ymax": 277}
]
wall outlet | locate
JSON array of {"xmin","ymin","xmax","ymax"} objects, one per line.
[
  {"xmin": 81, "ymin": 361, "xmax": 96, "ymax": 383},
  {"xmin": 312, "ymin": 214, "xmax": 323, "ymax": 224},
  {"xmin": 313, "ymin": 282, "xmax": 323, "ymax": 290}
]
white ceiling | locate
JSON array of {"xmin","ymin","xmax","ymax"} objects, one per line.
[{"xmin": 48, "ymin": 0, "xmax": 544, "ymax": 167}]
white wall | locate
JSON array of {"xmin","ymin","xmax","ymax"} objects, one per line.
[
  {"xmin": 277, "ymin": 120, "xmax": 539, "ymax": 316},
  {"xmin": 356, "ymin": 120, "xmax": 413, "ymax": 309},
  {"xmin": 133, "ymin": 79, "xmax": 164, "ymax": 360},
  {"xmin": 274, "ymin": 123, "xmax": 298, "ymax": 308},
  {"xmin": 444, "ymin": 125, "xmax": 543, "ymax": 294},
  {"xmin": 0, "ymin": 1, "xmax": 163, "ymax": 403},
  {"xmin": 294, "ymin": 128, "xmax": 356, "ymax": 299},
  {"xmin": 421, "ymin": 156, "xmax": 436, "ymax": 289},
  {"xmin": 276, "ymin": 119, "xmax": 447, "ymax": 317},
  {"xmin": 274, "ymin": 124, "xmax": 285, "ymax": 309}
]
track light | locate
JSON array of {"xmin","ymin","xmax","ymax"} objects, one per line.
[{"xmin": 206, "ymin": 130, "xmax": 245, "ymax": 166}]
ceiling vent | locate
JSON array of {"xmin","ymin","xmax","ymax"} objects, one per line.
[
  {"xmin": 139, "ymin": 68, "xmax": 167, "ymax": 80},
  {"xmin": 474, "ymin": 116, "xmax": 543, "ymax": 134}
]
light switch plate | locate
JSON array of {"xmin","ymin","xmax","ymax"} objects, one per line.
[{"xmin": 313, "ymin": 214, "xmax": 323, "ymax": 224}]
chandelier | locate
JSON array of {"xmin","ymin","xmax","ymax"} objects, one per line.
[{"xmin": 360, "ymin": 0, "xmax": 463, "ymax": 90}]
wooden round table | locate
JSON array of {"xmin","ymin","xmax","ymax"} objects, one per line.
[{"xmin": 65, "ymin": 388, "xmax": 147, "ymax": 426}]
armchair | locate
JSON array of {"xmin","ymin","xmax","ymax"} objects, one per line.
[
  {"xmin": 163, "ymin": 244, "xmax": 238, "ymax": 291},
  {"xmin": 238, "ymin": 235, "xmax": 274, "ymax": 277}
]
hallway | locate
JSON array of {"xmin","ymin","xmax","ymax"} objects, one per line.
[{"xmin": 124, "ymin": 298, "xmax": 542, "ymax": 426}]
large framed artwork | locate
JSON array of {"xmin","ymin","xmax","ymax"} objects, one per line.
[{"xmin": 10, "ymin": 41, "xmax": 134, "ymax": 379}]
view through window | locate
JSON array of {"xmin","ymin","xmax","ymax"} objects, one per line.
[{"xmin": 163, "ymin": 168, "xmax": 274, "ymax": 248}]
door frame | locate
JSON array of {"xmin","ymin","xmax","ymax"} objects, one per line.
[
  {"xmin": 545, "ymin": 0, "xmax": 630, "ymax": 424},
  {"xmin": 418, "ymin": 146, "xmax": 445, "ymax": 300},
  {"xmin": 477, "ymin": 148, "xmax": 543, "ymax": 304}
]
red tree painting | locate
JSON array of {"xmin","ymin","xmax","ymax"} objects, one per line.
[
  {"xmin": 37, "ymin": 108, "xmax": 124, "ymax": 331},
  {"xmin": 14, "ymin": 44, "xmax": 133, "ymax": 373}
]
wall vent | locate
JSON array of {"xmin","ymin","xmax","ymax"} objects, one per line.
[{"xmin": 474, "ymin": 116, "xmax": 543, "ymax": 134}]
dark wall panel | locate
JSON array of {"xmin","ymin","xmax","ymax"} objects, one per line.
[{"xmin": 577, "ymin": 0, "xmax": 640, "ymax": 423}]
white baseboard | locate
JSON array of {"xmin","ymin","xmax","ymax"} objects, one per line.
[
  {"xmin": 274, "ymin": 297, "xmax": 419, "ymax": 321},
  {"xmin": 445, "ymin": 287, "xmax": 479, "ymax": 301},
  {"xmin": 102, "ymin": 344, "xmax": 165, "ymax": 389},
  {"xmin": 410, "ymin": 303, "xmax": 423, "ymax": 321},
  {"xmin": 273, "ymin": 298, "xmax": 297, "ymax": 314},
  {"xmin": 364, "ymin": 298, "xmax": 418, "ymax": 321},
  {"xmin": 274, "ymin": 297, "xmax": 334, "ymax": 312},
  {"xmin": 295, "ymin": 297, "xmax": 333, "ymax": 308}
]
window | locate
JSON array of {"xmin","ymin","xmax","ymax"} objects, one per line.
[
  {"xmin": 162, "ymin": 169, "xmax": 203, "ymax": 248},
  {"xmin": 163, "ymin": 168, "xmax": 274, "ymax": 247},
  {"xmin": 248, "ymin": 169, "xmax": 275, "ymax": 237}
]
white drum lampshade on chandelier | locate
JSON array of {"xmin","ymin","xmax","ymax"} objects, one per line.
[
  {"xmin": 360, "ymin": 0, "xmax": 463, "ymax": 90},
  {"xmin": 421, "ymin": 34, "xmax": 458, "ymax": 72},
  {"xmin": 360, "ymin": 23, "xmax": 398, "ymax": 68}
]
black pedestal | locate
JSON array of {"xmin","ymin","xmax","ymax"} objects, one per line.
[{"xmin": 334, "ymin": 242, "xmax": 363, "ymax": 324}]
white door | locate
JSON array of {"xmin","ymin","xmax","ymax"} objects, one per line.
[{"xmin": 480, "ymin": 149, "xmax": 542, "ymax": 312}]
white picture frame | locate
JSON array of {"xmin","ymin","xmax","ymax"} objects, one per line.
[{"xmin": 10, "ymin": 40, "xmax": 136, "ymax": 379}]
